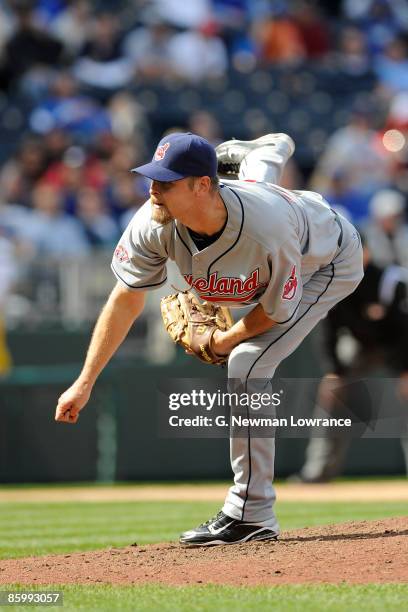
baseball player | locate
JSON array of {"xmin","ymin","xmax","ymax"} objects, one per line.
[{"xmin": 55, "ymin": 131, "xmax": 363, "ymax": 545}]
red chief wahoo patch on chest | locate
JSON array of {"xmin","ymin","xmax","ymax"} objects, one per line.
[
  {"xmin": 154, "ymin": 142, "xmax": 170, "ymax": 161},
  {"xmin": 115, "ymin": 244, "xmax": 129, "ymax": 263},
  {"xmin": 282, "ymin": 265, "xmax": 298, "ymax": 300}
]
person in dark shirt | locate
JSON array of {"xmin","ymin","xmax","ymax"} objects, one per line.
[
  {"xmin": 296, "ymin": 243, "xmax": 408, "ymax": 482},
  {"xmin": 0, "ymin": 5, "xmax": 65, "ymax": 91}
]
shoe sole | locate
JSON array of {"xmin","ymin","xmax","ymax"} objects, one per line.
[
  {"xmin": 179, "ymin": 527, "xmax": 279, "ymax": 547},
  {"xmin": 216, "ymin": 133, "xmax": 295, "ymax": 160},
  {"xmin": 217, "ymin": 161, "xmax": 240, "ymax": 177}
]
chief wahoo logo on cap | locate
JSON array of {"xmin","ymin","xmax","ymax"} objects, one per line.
[{"xmin": 154, "ymin": 143, "xmax": 170, "ymax": 161}]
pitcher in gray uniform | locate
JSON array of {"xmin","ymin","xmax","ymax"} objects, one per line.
[{"xmin": 55, "ymin": 131, "xmax": 364, "ymax": 546}]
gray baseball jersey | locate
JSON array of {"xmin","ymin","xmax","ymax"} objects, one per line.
[{"xmin": 111, "ymin": 181, "xmax": 343, "ymax": 323}]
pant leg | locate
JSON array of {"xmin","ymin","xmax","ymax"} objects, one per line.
[
  {"xmin": 400, "ymin": 438, "xmax": 408, "ymax": 476},
  {"xmin": 299, "ymin": 394, "xmax": 352, "ymax": 482},
  {"xmin": 238, "ymin": 143, "xmax": 291, "ymax": 184},
  {"xmin": 223, "ymin": 226, "xmax": 364, "ymax": 524}
]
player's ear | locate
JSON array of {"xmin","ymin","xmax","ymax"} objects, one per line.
[{"xmin": 195, "ymin": 176, "xmax": 212, "ymax": 196}]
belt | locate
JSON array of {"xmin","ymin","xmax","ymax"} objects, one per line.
[{"xmin": 331, "ymin": 209, "xmax": 343, "ymax": 247}]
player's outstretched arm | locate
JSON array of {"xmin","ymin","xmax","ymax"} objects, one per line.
[{"xmin": 55, "ymin": 282, "xmax": 146, "ymax": 424}]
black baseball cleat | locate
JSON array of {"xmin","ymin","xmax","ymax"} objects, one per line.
[{"xmin": 179, "ymin": 511, "xmax": 279, "ymax": 546}]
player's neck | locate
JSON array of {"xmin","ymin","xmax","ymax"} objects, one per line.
[{"xmin": 184, "ymin": 193, "xmax": 227, "ymax": 236}]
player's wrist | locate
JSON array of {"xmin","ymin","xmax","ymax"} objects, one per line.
[
  {"xmin": 76, "ymin": 374, "xmax": 96, "ymax": 390},
  {"xmin": 212, "ymin": 329, "xmax": 234, "ymax": 356}
]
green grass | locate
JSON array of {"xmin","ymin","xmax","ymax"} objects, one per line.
[
  {"xmin": 2, "ymin": 584, "xmax": 408, "ymax": 611},
  {"xmin": 0, "ymin": 500, "xmax": 405, "ymax": 559}
]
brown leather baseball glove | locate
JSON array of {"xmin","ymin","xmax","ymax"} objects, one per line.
[{"xmin": 160, "ymin": 291, "xmax": 234, "ymax": 365}]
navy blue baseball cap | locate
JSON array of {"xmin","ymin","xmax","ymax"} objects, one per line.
[{"xmin": 131, "ymin": 132, "xmax": 217, "ymax": 182}]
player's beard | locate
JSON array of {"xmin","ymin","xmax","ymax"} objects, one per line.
[{"xmin": 151, "ymin": 203, "xmax": 173, "ymax": 224}]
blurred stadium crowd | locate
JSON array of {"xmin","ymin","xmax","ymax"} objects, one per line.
[{"xmin": 0, "ymin": 0, "xmax": 408, "ymax": 331}]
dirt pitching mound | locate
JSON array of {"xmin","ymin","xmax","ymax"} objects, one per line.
[{"xmin": 1, "ymin": 517, "xmax": 407, "ymax": 586}]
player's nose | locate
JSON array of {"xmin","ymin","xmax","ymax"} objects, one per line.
[{"xmin": 150, "ymin": 180, "xmax": 161, "ymax": 196}]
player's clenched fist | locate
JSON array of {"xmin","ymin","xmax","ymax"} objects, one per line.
[{"xmin": 55, "ymin": 381, "xmax": 92, "ymax": 424}]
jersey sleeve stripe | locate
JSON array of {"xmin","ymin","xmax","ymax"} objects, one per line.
[{"xmin": 111, "ymin": 263, "xmax": 168, "ymax": 290}]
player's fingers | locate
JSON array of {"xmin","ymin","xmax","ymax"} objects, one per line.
[
  {"xmin": 55, "ymin": 403, "xmax": 74, "ymax": 422},
  {"xmin": 59, "ymin": 410, "xmax": 78, "ymax": 424},
  {"xmin": 67, "ymin": 406, "xmax": 80, "ymax": 421},
  {"xmin": 55, "ymin": 407, "xmax": 65, "ymax": 421}
]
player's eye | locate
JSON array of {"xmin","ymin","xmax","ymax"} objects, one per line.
[
  {"xmin": 152, "ymin": 180, "xmax": 174, "ymax": 192},
  {"xmin": 159, "ymin": 181, "xmax": 174, "ymax": 191}
]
